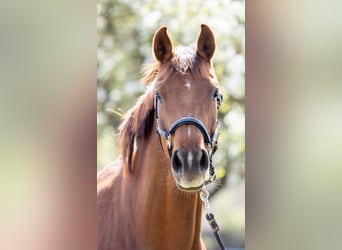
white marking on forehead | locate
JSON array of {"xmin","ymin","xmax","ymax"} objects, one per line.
[
  {"xmin": 184, "ymin": 81, "xmax": 191, "ymax": 90},
  {"xmin": 187, "ymin": 126, "xmax": 191, "ymax": 138}
]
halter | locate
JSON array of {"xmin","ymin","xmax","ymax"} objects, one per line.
[{"xmin": 153, "ymin": 91, "xmax": 223, "ymax": 184}]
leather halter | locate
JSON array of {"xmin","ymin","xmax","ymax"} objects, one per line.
[{"xmin": 153, "ymin": 92, "xmax": 222, "ymax": 157}]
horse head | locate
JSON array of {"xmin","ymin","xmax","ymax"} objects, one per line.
[{"xmin": 152, "ymin": 25, "xmax": 222, "ymax": 192}]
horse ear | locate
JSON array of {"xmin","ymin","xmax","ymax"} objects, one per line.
[
  {"xmin": 153, "ymin": 26, "xmax": 173, "ymax": 63},
  {"xmin": 196, "ymin": 24, "xmax": 216, "ymax": 62}
]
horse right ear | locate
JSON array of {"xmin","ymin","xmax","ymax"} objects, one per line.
[{"xmin": 153, "ymin": 26, "xmax": 173, "ymax": 63}]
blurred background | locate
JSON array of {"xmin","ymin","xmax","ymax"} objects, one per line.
[
  {"xmin": 246, "ymin": 1, "xmax": 342, "ymax": 250},
  {"xmin": 97, "ymin": 0, "xmax": 245, "ymax": 249}
]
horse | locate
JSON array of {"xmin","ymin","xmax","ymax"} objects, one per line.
[{"xmin": 97, "ymin": 24, "xmax": 223, "ymax": 250}]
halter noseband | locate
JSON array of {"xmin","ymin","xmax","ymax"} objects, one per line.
[{"xmin": 153, "ymin": 92, "xmax": 222, "ymax": 157}]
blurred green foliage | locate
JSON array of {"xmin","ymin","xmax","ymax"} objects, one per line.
[{"xmin": 97, "ymin": 0, "xmax": 245, "ymax": 247}]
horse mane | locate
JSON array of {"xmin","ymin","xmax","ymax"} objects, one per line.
[
  {"xmin": 118, "ymin": 87, "xmax": 155, "ymax": 176},
  {"xmin": 119, "ymin": 46, "xmax": 212, "ymax": 175}
]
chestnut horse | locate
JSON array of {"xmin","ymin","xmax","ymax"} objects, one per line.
[{"xmin": 98, "ymin": 24, "xmax": 222, "ymax": 250}]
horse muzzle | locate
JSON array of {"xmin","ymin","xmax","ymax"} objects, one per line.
[{"xmin": 171, "ymin": 148, "xmax": 209, "ymax": 192}]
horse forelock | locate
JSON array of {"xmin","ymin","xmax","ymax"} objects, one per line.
[
  {"xmin": 118, "ymin": 88, "xmax": 154, "ymax": 176},
  {"xmin": 173, "ymin": 46, "xmax": 197, "ymax": 74},
  {"xmin": 141, "ymin": 46, "xmax": 211, "ymax": 84}
]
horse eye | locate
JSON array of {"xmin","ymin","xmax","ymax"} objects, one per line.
[
  {"xmin": 212, "ymin": 90, "xmax": 217, "ymax": 100},
  {"xmin": 212, "ymin": 89, "xmax": 223, "ymax": 108},
  {"xmin": 212, "ymin": 89, "xmax": 220, "ymax": 100}
]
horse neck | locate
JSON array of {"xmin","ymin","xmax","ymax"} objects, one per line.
[{"xmin": 125, "ymin": 133, "xmax": 204, "ymax": 249}]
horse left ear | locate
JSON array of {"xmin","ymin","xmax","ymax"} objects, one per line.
[{"xmin": 196, "ymin": 24, "xmax": 216, "ymax": 62}]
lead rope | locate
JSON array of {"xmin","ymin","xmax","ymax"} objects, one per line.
[
  {"xmin": 200, "ymin": 187, "xmax": 227, "ymax": 250},
  {"xmin": 201, "ymin": 137, "xmax": 226, "ymax": 250}
]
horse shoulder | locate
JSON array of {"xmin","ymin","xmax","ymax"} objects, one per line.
[{"xmin": 97, "ymin": 160, "xmax": 122, "ymax": 214}]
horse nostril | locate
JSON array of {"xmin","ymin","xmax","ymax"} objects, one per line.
[
  {"xmin": 172, "ymin": 150, "xmax": 183, "ymax": 173},
  {"xmin": 199, "ymin": 149, "xmax": 209, "ymax": 171}
]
